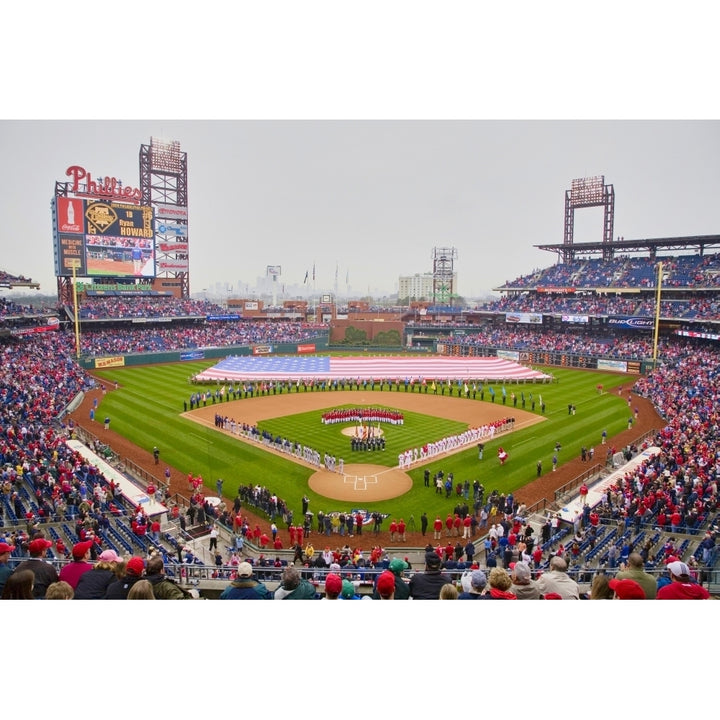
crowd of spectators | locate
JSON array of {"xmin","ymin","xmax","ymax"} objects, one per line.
[
  {"xmin": 1, "ymin": 297, "xmax": 57, "ymax": 319},
  {"xmin": 72, "ymin": 296, "xmax": 228, "ymax": 320},
  {"xmin": 445, "ymin": 326, "xmax": 658, "ymax": 359},
  {"xmin": 73, "ymin": 320, "xmax": 329, "ymax": 356},
  {"xmin": 479, "ymin": 292, "xmax": 720, "ymax": 322},
  {"xmin": 499, "ymin": 252, "xmax": 720, "ymax": 290}
]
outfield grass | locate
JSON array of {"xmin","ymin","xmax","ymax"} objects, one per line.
[{"xmin": 91, "ymin": 362, "xmax": 634, "ymax": 522}]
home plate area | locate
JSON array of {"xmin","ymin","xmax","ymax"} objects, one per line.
[
  {"xmin": 308, "ymin": 463, "xmax": 413, "ymax": 502},
  {"xmin": 344, "ymin": 473, "xmax": 378, "ymax": 491}
]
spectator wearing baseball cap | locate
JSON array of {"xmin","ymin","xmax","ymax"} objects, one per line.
[
  {"xmin": 104, "ymin": 556, "xmax": 146, "ymax": 599},
  {"xmin": 58, "ymin": 540, "xmax": 95, "ymax": 590},
  {"xmin": 339, "ymin": 578, "xmax": 360, "ymax": 600},
  {"xmin": 657, "ymin": 561, "xmax": 711, "ymax": 600},
  {"xmin": 458, "ymin": 569, "xmax": 489, "ymax": 599},
  {"xmin": 375, "ymin": 571, "xmax": 397, "ymax": 599},
  {"xmin": 322, "ymin": 572, "xmax": 343, "ymax": 599},
  {"xmin": 372, "ymin": 558, "xmax": 410, "ymax": 600},
  {"xmin": 608, "ymin": 578, "xmax": 646, "ymax": 599},
  {"xmin": 408, "ymin": 552, "xmax": 453, "ymax": 599},
  {"xmin": 0, "ymin": 541, "xmax": 16, "ymax": 596},
  {"xmin": 219, "ymin": 561, "xmax": 271, "ymax": 600},
  {"xmin": 11, "ymin": 537, "xmax": 58, "ymax": 598}
]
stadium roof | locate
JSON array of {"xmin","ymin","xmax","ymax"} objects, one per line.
[{"xmin": 535, "ymin": 234, "xmax": 720, "ymax": 257}]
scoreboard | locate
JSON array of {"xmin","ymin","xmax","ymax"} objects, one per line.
[{"xmin": 53, "ymin": 196, "xmax": 155, "ymax": 278}]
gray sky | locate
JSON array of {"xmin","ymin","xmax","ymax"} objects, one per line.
[
  {"xmin": 2, "ymin": 5, "xmax": 719, "ymax": 300},
  {"xmin": 2, "ymin": 120, "xmax": 718, "ymax": 299}
]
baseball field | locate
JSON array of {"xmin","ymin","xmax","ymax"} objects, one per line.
[{"xmin": 73, "ymin": 357, "xmax": 661, "ymax": 528}]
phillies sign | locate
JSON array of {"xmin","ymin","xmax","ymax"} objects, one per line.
[{"xmin": 66, "ymin": 165, "xmax": 143, "ymax": 204}]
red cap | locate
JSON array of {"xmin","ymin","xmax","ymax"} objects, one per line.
[
  {"xmin": 324, "ymin": 573, "xmax": 342, "ymax": 595},
  {"xmin": 72, "ymin": 540, "xmax": 94, "ymax": 559},
  {"xmin": 28, "ymin": 538, "xmax": 53, "ymax": 555},
  {"xmin": 609, "ymin": 578, "xmax": 646, "ymax": 599},
  {"xmin": 376, "ymin": 571, "xmax": 396, "ymax": 597},
  {"xmin": 125, "ymin": 556, "xmax": 145, "ymax": 576},
  {"xmin": 0, "ymin": 542, "xmax": 15, "ymax": 554}
]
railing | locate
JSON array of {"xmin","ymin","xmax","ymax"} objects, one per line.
[{"xmin": 554, "ymin": 463, "xmax": 606, "ymax": 504}]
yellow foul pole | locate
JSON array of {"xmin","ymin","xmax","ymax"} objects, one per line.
[
  {"xmin": 652, "ymin": 261, "xmax": 663, "ymax": 369},
  {"xmin": 72, "ymin": 263, "xmax": 81, "ymax": 358}
]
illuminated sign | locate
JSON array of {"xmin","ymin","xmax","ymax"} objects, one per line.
[
  {"xmin": 53, "ymin": 197, "xmax": 156, "ymax": 278},
  {"xmin": 505, "ymin": 312, "xmax": 542, "ymax": 325},
  {"xmin": 66, "ymin": 165, "xmax": 142, "ymax": 204},
  {"xmin": 607, "ymin": 316, "xmax": 654, "ymax": 330},
  {"xmin": 56, "ymin": 234, "xmax": 87, "ymax": 275},
  {"xmin": 57, "ymin": 197, "xmax": 84, "ymax": 234},
  {"xmin": 86, "ymin": 201, "xmax": 153, "ymax": 238},
  {"xmin": 158, "ymin": 242, "xmax": 189, "ymax": 253},
  {"xmin": 155, "ymin": 203, "xmax": 188, "ymax": 220},
  {"xmin": 157, "ymin": 259, "xmax": 189, "ymax": 270},
  {"xmin": 157, "ymin": 223, "xmax": 187, "ymax": 237}
]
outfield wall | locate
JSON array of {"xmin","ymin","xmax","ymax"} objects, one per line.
[{"xmin": 439, "ymin": 342, "xmax": 656, "ymax": 374}]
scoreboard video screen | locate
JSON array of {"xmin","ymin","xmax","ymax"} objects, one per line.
[{"xmin": 53, "ymin": 196, "xmax": 156, "ymax": 278}]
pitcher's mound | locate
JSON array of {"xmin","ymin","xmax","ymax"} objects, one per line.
[{"xmin": 308, "ymin": 463, "xmax": 412, "ymax": 502}]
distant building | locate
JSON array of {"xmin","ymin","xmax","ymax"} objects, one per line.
[
  {"xmin": 398, "ymin": 272, "xmax": 457, "ymax": 301},
  {"xmin": 399, "ymin": 273, "xmax": 433, "ymax": 300}
]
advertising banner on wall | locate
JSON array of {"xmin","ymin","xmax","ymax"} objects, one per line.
[
  {"xmin": 505, "ymin": 312, "xmax": 543, "ymax": 324},
  {"xmin": 607, "ymin": 316, "xmax": 654, "ymax": 330},
  {"xmin": 496, "ymin": 349, "xmax": 521, "ymax": 362},
  {"xmin": 597, "ymin": 359, "xmax": 628, "ymax": 373},
  {"xmin": 155, "ymin": 204, "xmax": 188, "ymax": 220}
]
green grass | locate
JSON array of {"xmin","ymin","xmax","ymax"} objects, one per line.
[{"xmin": 91, "ymin": 362, "xmax": 635, "ymax": 521}]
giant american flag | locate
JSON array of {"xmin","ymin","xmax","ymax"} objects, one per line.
[{"xmin": 193, "ymin": 355, "xmax": 550, "ymax": 382}]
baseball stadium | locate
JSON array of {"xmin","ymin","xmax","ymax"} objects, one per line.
[{"xmin": 2, "ymin": 139, "xmax": 719, "ymax": 607}]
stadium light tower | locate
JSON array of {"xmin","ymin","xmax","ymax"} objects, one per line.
[
  {"xmin": 432, "ymin": 247, "xmax": 457, "ymax": 305},
  {"xmin": 139, "ymin": 138, "xmax": 189, "ymax": 298},
  {"xmin": 563, "ymin": 176, "xmax": 615, "ymax": 263}
]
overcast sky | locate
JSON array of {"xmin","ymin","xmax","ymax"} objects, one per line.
[
  {"xmin": 2, "ymin": 119, "xmax": 718, "ymax": 300},
  {"xmin": 2, "ymin": 4, "xmax": 718, "ymax": 301}
]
